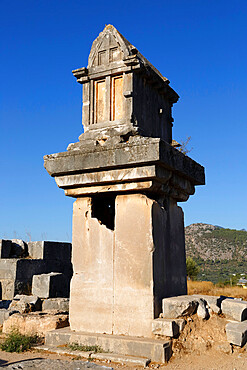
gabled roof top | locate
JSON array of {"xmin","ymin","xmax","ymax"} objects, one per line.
[{"xmin": 88, "ymin": 24, "xmax": 169, "ymax": 83}]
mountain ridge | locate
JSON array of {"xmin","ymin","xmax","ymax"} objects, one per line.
[{"xmin": 185, "ymin": 223, "xmax": 247, "ymax": 283}]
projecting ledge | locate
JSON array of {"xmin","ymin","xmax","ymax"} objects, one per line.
[{"xmin": 44, "ymin": 136, "xmax": 205, "ymax": 186}]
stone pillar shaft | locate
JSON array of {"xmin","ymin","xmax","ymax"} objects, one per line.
[{"xmin": 69, "ymin": 193, "xmax": 187, "ymax": 337}]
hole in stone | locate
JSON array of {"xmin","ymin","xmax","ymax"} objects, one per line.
[{"xmin": 91, "ymin": 194, "xmax": 116, "ymax": 231}]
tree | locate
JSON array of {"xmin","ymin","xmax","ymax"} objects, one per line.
[
  {"xmin": 179, "ymin": 136, "xmax": 193, "ymax": 155},
  {"xmin": 186, "ymin": 257, "xmax": 200, "ymax": 280}
]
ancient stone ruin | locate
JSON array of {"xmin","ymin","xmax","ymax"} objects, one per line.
[
  {"xmin": 43, "ymin": 25, "xmax": 206, "ymax": 361},
  {"xmin": 0, "ymin": 239, "xmax": 72, "ymax": 333},
  {"xmin": 1, "ymin": 25, "xmax": 247, "ymax": 366},
  {"xmin": 0, "ymin": 239, "xmax": 72, "ymax": 300}
]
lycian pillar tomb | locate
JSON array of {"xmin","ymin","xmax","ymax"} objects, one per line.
[{"xmin": 44, "ymin": 25, "xmax": 205, "ymax": 338}]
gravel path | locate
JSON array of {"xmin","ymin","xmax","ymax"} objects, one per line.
[{"xmin": 2, "ymin": 359, "xmax": 113, "ymax": 369}]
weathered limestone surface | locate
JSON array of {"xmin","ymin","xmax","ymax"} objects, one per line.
[
  {"xmin": 9, "ymin": 294, "xmax": 41, "ymax": 313},
  {"xmin": 162, "ymin": 296, "xmax": 198, "ymax": 318},
  {"xmin": 32, "ymin": 273, "xmax": 69, "ymax": 299},
  {"xmin": 0, "ymin": 279, "xmax": 15, "ymax": 300},
  {"xmin": 196, "ymin": 298, "xmax": 209, "ymax": 320},
  {"xmin": 152, "ymin": 318, "xmax": 179, "ymax": 337},
  {"xmin": 192, "ymin": 294, "xmax": 221, "ymax": 314},
  {"xmin": 42, "ymin": 298, "xmax": 69, "ymax": 312},
  {"xmin": 45, "ymin": 137, "xmax": 204, "ymax": 191},
  {"xmin": 225, "ymin": 321, "xmax": 247, "ymax": 346},
  {"xmin": 91, "ymin": 353, "xmax": 150, "ymax": 367},
  {"xmin": 221, "ymin": 299, "xmax": 247, "ymax": 321},
  {"xmin": 0, "ymin": 309, "xmax": 17, "ymax": 325},
  {"xmin": 3, "ymin": 312, "xmax": 69, "ymax": 336},
  {"xmin": 70, "ymin": 194, "xmax": 188, "ymax": 337},
  {"xmin": 113, "ymin": 194, "xmax": 154, "ymax": 336},
  {"xmin": 70, "ymin": 197, "xmax": 114, "ymax": 334}
]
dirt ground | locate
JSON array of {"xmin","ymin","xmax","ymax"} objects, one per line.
[
  {"xmin": 0, "ymin": 314, "xmax": 246, "ymax": 369},
  {"xmin": 0, "ymin": 347, "xmax": 246, "ymax": 369}
]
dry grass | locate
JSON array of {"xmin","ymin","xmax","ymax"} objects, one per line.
[{"xmin": 187, "ymin": 280, "xmax": 247, "ymax": 299}]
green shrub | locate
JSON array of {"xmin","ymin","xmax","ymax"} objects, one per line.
[
  {"xmin": 186, "ymin": 257, "xmax": 200, "ymax": 280},
  {"xmin": 0, "ymin": 330, "xmax": 39, "ymax": 353}
]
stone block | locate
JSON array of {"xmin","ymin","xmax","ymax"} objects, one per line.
[
  {"xmin": 42, "ymin": 298, "xmax": 69, "ymax": 312},
  {"xmin": 10, "ymin": 239, "xmax": 28, "ymax": 257},
  {"xmin": 15, "ymin": 259, "xmax": 72, "ymax": 284},
  {"xmin": 225, "ymin": 321, "xmax": 247, "ymax": 347},
  {"xmin": 3, "ymin": 312, "xmax": 69, "ymax": 336},
  {"xmin": 0, "ymin": 240, "xmax": 11, "ymax": 258},
  {"xmin": 45, "ymin": 327, "xmax": 172, "ymax": 363},
  {"xmin": 32, "ymin": 273, "xmax": 69, "ymax": 299},
  {"xmin": 44, "ymin": 137, "xmax": 205, "ymax": 190},
  {"xmin": 0, "ymin": 309, "xmax": 11, "ymax": 325},
  {"xmin": 173, "ymin": 318, "xmax": 186, "ymax": 333},
  {"xmin": 152, "ymin": 319, "xmax": 179, "ymax": 337},
  {"xmin": 162, "ymin": 296, "xmax": 198, "ymax": 318},
  {"xmin": 221, "ymin": 299, "xmax": 247, "ymax": 321},
  {"xmin": 0, "ymin": 309, "xmax": 18, "ymax": 325},
  {"xmin": 28, "ymin": 241, "xmax": 71, "ymax": 261},
  {"xmin": 0, "ymin": 260, "xmax": 18, "ymax": 280},
  {"xmin": 9, "ymin": 295, "xmax": 41, "ymax": 313},
  {"xmin": 0, "ymin": 280, "xmax": 15, "ymax": 300}
]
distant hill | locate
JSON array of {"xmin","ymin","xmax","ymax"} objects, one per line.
[{"xmin": 185, "ymin": 223, "xmax": 247, "ymax": 283}]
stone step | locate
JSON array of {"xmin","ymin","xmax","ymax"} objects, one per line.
[
  {"xmin": 91, "ymin": 352, "xmax": 150, "ymax": 366},
  {"xmin": 36, "ymin": 345, "xmax": 150, "ymax": 366},
  {"xmin": 35, "ymin": 345, "xmax": 94, "ymax": 359},
  {"xmin": 152, "ymin": 318, "xmax": 179, "ymax": 337},
  {"xmin": 45, "ymin": 327, "xmax": 171, "ymax": 363}
]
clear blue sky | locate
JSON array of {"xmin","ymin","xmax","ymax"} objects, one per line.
[{"xmin": 1, "ymin": 0, "xmax": 246, "ymax": 241}]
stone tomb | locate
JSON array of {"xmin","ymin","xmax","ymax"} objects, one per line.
[{"xmin": 44, "ymin": 25, "xmax": 205, "ymax": 342}]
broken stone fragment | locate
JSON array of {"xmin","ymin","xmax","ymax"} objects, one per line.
[
  {"xmin": 215, "ymin": 341, "xmax": 232, "ymax": 354},
  {"xmin": 192, "ymin": 294, "xmax": 221, "ymax": 314},
  {"xmin": 197, "ymin": 298, "xmax": 209, "ymax": 320},
  {"xmin": 221, "ymin": 299, "xmax": 247, "ymax": 321},
  {"xmin": 162, "ymin": 296, "xmax": 198, "ymax": 318},
  {"xmin": 225, "ymin": 321, "xmax": 247, "ymax": 347},
  {"xmin": 9, "ymin": 295, "xmax": 41, "ymax": 313}
]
